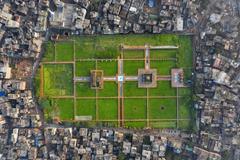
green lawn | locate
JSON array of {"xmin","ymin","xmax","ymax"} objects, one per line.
[
  {"xmin": 177, "ymin": 36, "xmax": 193, "ymax": 68},
  {"xmin": 75, "ymin": 37, "xmax": 96, "ymax": 59},
  {"xmin": 74, "ymin": 34, "xmax": 179, "ymax": 59},
  {"xmin": 123, "ymin": 50, "xmax": 145, "ymax": 59},
  {"xmin": 75, "ymin": 36, "xmax": 119, "ymax": 59},
  {"xmin": 124, "ymin": 99, "xmax": 147, "ymax": 119},
  {"xmin": 124, "ymin": 60, "xmax": 145, "ymax": 75},
  {"xmin": 149, "ymin": 99, "xmax": 176, "ymax": 119},
  {"xmin": 150, "ymin": 121, "xmax": 176, "ymax": 128},
  {"xmin": 55, "ymin": 41, "xmax": 74, "ymax": 61},
  {"xmin": 150, "ymin": 50, "xmax": 177, "ymax": 59},
  {"xmin": 54, "ymin": 99, "xmax": 74, "ymax": 120},
  {"xmin": 42, "ymin": 42, "xmax": 55, "ymax": 62},
  {"xmin": 76, "ymin": 83, "xmax": 95, "ymax": 97},
  {"xmin": 43, "ymin": 64, "xmax": 73, "ymax": 96},
  {"xmin": 178, "ymin": 87, "xmax": 192, "ymax": 97},
  {"xmin": 183, "ymin": 68, "xmax": 193, "ymax": 80},
  {"xmin": 125, "ymin": 122, "xmax": 146, "ymax": 128},
  {"xmin": 43, "ymin": 98, "xmax": 74, "ymax": 121},
  {"xmin": 98, "ymin": 82, "xmax": 118, "ymax": 97},
  {"xmin": 98, "ymin": 99, "xmax": 118, "ymax": 120},
  {"xmin": 76, "ymin": 99, "xmax": 96, "ymax": 119},
  {"xmin": 149, "ymin": 81, "xmax": 176, "ymax": 96},
  {"xmin": 75, "ymin": 61, "xmax": 95, "ymax": 77},
  {"xmin": 97, "ymin": 60, "xmax": 117, "ymax": 76},
  {"xmin": 179, "ymin": 96, "xmax": 192, "ymax": 119},
  {"xmin": 124, "ymin": 82, "xmax": 146, "ymax": 97},
  {"xmin": 150, "ymin": 60, "xmax": 176, "ymax": 75},
  {"xmin": 178, "ymin": 120, "xmax": 193, "ymax": 130}
]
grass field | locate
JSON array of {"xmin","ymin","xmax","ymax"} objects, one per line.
[
  {"xmin": 42, "ymin": 98, "xmax": 74, "ymax": 121},
  {"xmin": 97, "ymin": 61, "xmax": 117, "ymax": 76},
  {"xmin": 42, "ymin": 42, "xmax": 55, "ymax": 62},
  {"xmin": 76, "ymin": 83, "xmax": 95, "ymax": 97},
  {"xmin": 76, "ymin": 99, "xmax": 96, "ymax": 119},
  {"xmin": 124, "ymin": 99, "xmax": 147, "ymax": 119},
  {"xmin": 150, "ymin": 50, "xmax": 177, "ymax": 59},
  {"xmin": 55, "ymin": 41, "xmax": 74, "ymax": 61},
  {"xmin": 149, "ymin": 99, "xmax": 177, "ymax": 119},
  {"xmin": 124, "ymin": 82, "xmax": 147, "ymax": 97},
  {"xmin": 124, "ymin": 99, "xmax": 147, "ymax": 128},
  {"xmin": 124, "ymin": 60, "xmax": 145, "ymax": 75},
  {"xmin": 123, "ymin": 50, "xmax": 145, "ymax": 59},
  {"xmin": 149, "ymin": 81, "xmax": 176, "ymax": 96},
  {"xmin": 37, "ymin": 34, "xmax": 194, "ymax": 130},
  {"xmin": 43, "ymin": 64, "xmax": 73, "ymax": 96},
  {"xmin": 75, "ymin": 61, "xmax": 95, "ymax": 77},
  {"xmin": 150, "ymin": 60, "xmax": 176, "ymax": 75},
  {"xmin": 98, "ymin": 82, "xmax": 118, "ymax": 97},
  {"xmin": 98, "ymin": 99, "xmax": 118, "ymax": 120}
]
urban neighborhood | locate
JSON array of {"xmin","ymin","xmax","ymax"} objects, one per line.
[{"xmin": 0, "ymin": 0, "xmax": 239, "ymax": 159}]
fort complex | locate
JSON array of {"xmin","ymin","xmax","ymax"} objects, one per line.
[{"xmin": 37, "ymin": 34, "xmax": 194, "ymax": 129}]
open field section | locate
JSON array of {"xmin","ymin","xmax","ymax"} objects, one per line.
[
  {"xmin": 149, "ymin": 98, "xmax": 177, "ymax": 119},
  {"xmin": 76, "ymin": 83, "xmax": 95, "ymax": 97},
  {"xmin": 43, "ymin": 64, "xmax": 73, "ymax": 96},
  {"xmin": 76, "ymin": 99, "xmax": 96, "ymax": 119},
  {"xmin": 75, "ymin": 61, "xmax": 95, "ymax": 77},
  {"xmin": 124, "ymin": 99, "xmax": 147, "ymax": 128},
  {"xmin": 42, "ymin": 42, "xmax": 55, "ymax": 62},
  {"xmin": 73, "ymin": 34, "xmax": 179, "ymax": 59},
  {"xmin": 55, "ymin": 41, "xmax": 74, "ymax": 61},
  {"xmin": 98, "ymin": 82, "xmax": 118, "ymax": 97},
  {"xmin": 123, "ymin": 50, "xmax": 145, "ymax": 59},
  {"xmin": 177, "ymin": 36, "xmax": 193, "ymax": 68},
  {"xmin": 97, "ymin": 60, "xmax": 117, "ymax": 76},
  {"xmin": 124, "ymin": 60, "xmax": 145, "ymax": 75},
  {"xmin": 40, "ymin": 98, "xmax": 74, "ymax": 121},
  {"xmin": 98, "ymin": 99, "xmax": 118, "ymax": 120},
  {"xmin": 150, "ymin": 60, "xmax": 176, "ymax": 75},
  {"xmin": 150, "ymin": 50, "xmax": 177, "ymax": 59},
  {"xmin": 124, "ymin": 82, "xmax": 146, "ymax": 97},
  {"xmin": 149, "ymin": 81, "xmax": 176, "ymax": 96}
]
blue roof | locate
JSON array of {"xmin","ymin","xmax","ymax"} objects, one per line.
[{"xmin": 148, "ymin": 0, "xmax": 156, "ymax": 7}]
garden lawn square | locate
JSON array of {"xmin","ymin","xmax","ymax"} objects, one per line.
[
  {"xmin": 76, "ymin": 99, "xmax": 96, "ymax": 120},
  {"xmin": 150, "ymin": 60, "xmax": 176, "ymax": 75},
  {"xmin": 75, "ymin": 61, "xmax": 95, "ymax": 77},
  {"xmin": 76, "ymin": 83, "xmax": 95, "ymax": 97},
  {"xmin": 149, "ymin": 98, "xmax": 176, "ymax": 119},
  {"xmin": 124, "ymin": 99, "xmax": 147, "ymax": 119},
  {"xmin": 179, "ymin": 96, "xmax": 193, "ymax": 119},
  {"xmin": 178, "ymin": 88, "xmax": 192, "ymax": 97},
  {"xmin": 124, "ymin": 60, "xmax": 145, "ymax": 76},
  {"xmin": 43, "ymin": 64, "xmax": 73, "ymax": 96},
  {"xmin": 97, "ymin": 61, "xmax": 117, "ymax": 76},
  {"xmin": 98, "ymin": 82, "xmax": 118, "ymax": 97},
  {"xmin": 42, "ymin": 42, "xmax": 55, "ymax": 62},
  {"xmin": 124, "ymin": 82, "xmax": 146, "ymax": 97},
  {"xmin": 55, "ymin": 41, "xmax": 74, "ymax": 61},
  {"xmin": 98, "ymin": 99, "xmax": 118, "ymax": 120},
  {"xmin": 52, "ymin": 98, "xmax": 74, "ymax": 120},
  {"xmin": 149, "ymin": 81, "xmax": 176, "ymax": 96}
]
